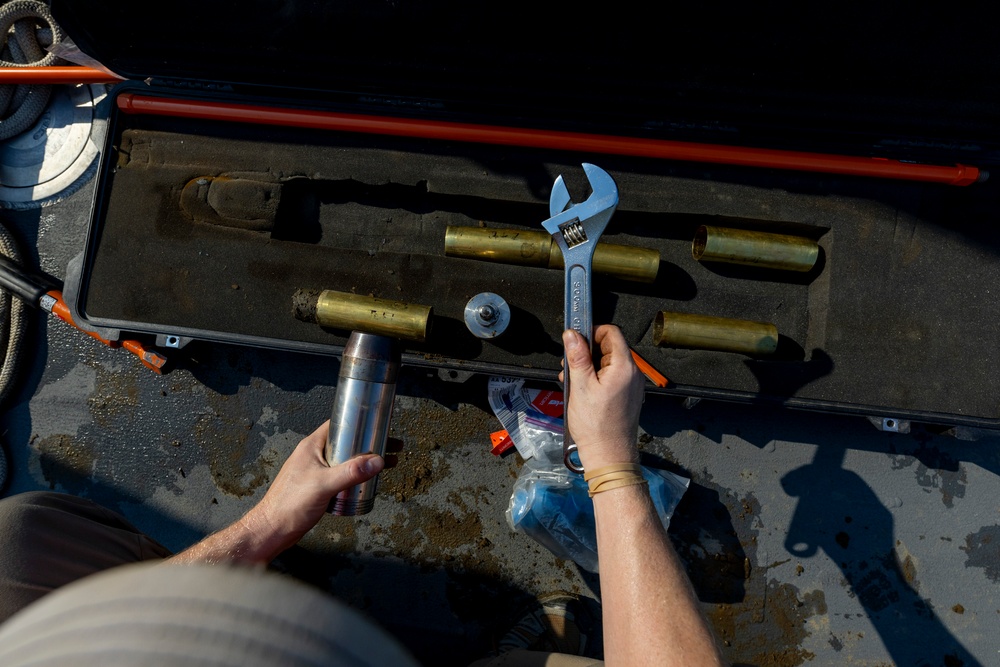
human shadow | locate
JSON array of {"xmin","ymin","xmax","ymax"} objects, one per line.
[
  {"xmin": 744, "ymin": 347, "xmax": 835, "ymax": 398},
  {"xmin": 781, "ymin": 444, "xmax": 982, "ymax": 667},
  {"xmin": 272, "ymin": 542, "xmax": 545, "ymax": 665},
  {"xmin": 627, "ymin": 451, "xmax": 747, "ymax": 605},
  {"xmin": 659, "ymin": 476, "xmax": 749, "ymax": 605}
]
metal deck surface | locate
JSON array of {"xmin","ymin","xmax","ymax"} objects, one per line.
[{"xmin": 1, "ymin": 99, "xmax": 998, "ymax": 667}]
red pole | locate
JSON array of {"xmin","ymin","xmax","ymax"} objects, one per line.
[
  {"xmin": 117, "ymin": 93, "xmax": 982, "ymax": 186},
  {"xmin": 0, "ymin": 66, "xmax": 123, "ymax": 84}
]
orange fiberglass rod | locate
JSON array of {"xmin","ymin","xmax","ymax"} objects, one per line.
[{"xmin": 117, "ymin": 93, "xmax": 983, "ymax": 186}]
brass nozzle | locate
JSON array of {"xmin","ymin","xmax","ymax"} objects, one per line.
[
  {"xmin": 293, "ymin": 289, "xmax": 432, "ymax": 342},
  {"xmin": 444, "ymin": 226, "xmax": 660, "ymax": 283},
  {"xmin": 653, "ymin": 311, "xmax": 778, "ymax": 356},
  {"xmin": 692, "ymin": 225, "xmax": 819, "ymax": 272}
]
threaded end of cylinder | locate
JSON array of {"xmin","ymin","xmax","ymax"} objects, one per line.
[{"xmin": 327, "ymin": 497, "xmax": 376, "ymax": 516}]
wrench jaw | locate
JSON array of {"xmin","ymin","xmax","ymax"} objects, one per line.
[
  {"xmin": 549, "ymin": 175, "xmax": 572, "ymax": 218},
  {"xmin": 539, "ymin": 164, "xmax": 619, "ymax": 474},
  {"xmin": 581, "ymin": 163, "xmax": 618, "ymax": 204},
  {"xmin": 548, "ymin": 163, "xmax": 619, "ymax": 218}
]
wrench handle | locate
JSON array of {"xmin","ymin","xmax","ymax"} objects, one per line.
[{"xmin": 562, "ymin": 262, "xmax": 593, "ymax": 473}]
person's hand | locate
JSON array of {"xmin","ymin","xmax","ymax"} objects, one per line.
[
  {"xmin": 560, "ymin": 325, "xmax": 646, "ymax": 471},
  {"xmin": 169, "ymin": 421, "xmax": 383, "ymax": 565},
  {"xmin": 244, "ymin": 421, "xmax": 384, "ymax": 555}
]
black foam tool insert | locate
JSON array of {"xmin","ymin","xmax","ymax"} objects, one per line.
[{"xmin": 81, "ymin": 112, "xmax": 1000, "ymax": 421}]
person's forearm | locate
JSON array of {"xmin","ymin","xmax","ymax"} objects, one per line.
[
  {"xmin": 167, "ymin": 508, "xmax": 290, "ymax": 565},
  {"xmin": 166, "ymin": 426, "xmax": 383, "ymax": 566},
  {"xmin": 594, "ymin": 485, "xmax": 727, "ymax": 667}
]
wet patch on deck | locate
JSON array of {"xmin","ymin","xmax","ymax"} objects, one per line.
[{"xmin": 961, "ymin": 525, "xmax": 1000, "ymax": 584}]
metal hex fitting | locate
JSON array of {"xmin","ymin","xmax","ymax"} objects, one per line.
[{"xmin": 464, "ymin": 292, "xmax": 511, "ymax": 338}]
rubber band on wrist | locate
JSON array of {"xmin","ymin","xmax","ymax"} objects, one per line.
[{"xmin": 584, "ymin": 463, "xmax": 648, "ymax": 498}]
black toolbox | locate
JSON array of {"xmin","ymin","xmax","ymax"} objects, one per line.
[{"xmin": 54, "ymin": 2, "xmax": 1000, "ymax": 429}]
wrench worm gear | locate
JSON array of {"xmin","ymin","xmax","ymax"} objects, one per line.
[{"xmin": 560, "ymin": 221, "xmax": 588, "ymax": 247}]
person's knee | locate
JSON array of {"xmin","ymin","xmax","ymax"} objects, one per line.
[
  {"xmin": 0, "ymin": 491, "xmax": 129, "ymax": 550},
  {"xmin": 0, "ymin": 491, "xmax": 172, "ymax": 627},
  {"xmin": 0, "ymin": 491, "xmax": 83, "ymax": 528}
]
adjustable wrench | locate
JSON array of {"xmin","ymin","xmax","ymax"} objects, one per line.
[{"xmin": 541, "ymin": 163, "xmax": 619, "ymax": 473}]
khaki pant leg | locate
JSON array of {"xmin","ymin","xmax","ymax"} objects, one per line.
[{"xmin": 0, "ymin": 491, "xmax": 171, "ymax": 623}]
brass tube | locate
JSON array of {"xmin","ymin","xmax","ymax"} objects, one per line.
[
  {"xmin": 444, "ymin": 226, "xmax": 552, "ymax": 268},
  {"xmin": 444, "ymin": 226, "xmax": 660, "ymax": 283},
  {"xmin": 653, "ymin": 311, "xmax": 778, "ymax": 355},
  {"xmin": 692, "ymin": 225, "xmax": 819, "ymax": 272},
  {"xmin": 294, "ymin": 289, "xmax": 432, "ymax": 342}
]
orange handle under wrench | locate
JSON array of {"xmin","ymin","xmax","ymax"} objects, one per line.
[{"xmin": 630, "ymin": 348, "xmax": 669, "ymax": 388}]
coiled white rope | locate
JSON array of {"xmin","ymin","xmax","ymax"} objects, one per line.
[{"xmin": 0, "ymin": 0, "xmax": 64, "ymax": 141}]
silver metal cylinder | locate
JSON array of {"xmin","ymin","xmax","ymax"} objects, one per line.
[{"xmin": 325, "ymin": 332, "xmax": 401, "ymax": 516}]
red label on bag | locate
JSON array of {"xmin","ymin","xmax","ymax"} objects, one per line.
[{"xmin": 530, "ymin": 390, "xmax": 564, "ymax": 418}]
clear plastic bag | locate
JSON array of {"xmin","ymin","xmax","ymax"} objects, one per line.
[
  {"xmin": 506, "ymin": 458, "xmax": 688, "ymax": 572},
  {"xmin": 489, "ymin": 376, "xmax": 689, "ymax": 572},
  {"xmin": 487, "ymin": 376, "xmax": 564, "ymax": 463}
]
